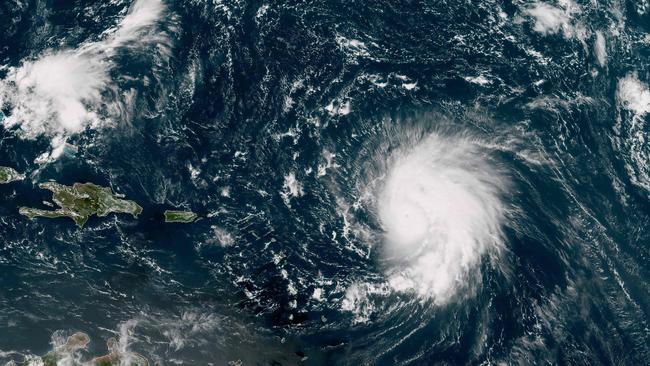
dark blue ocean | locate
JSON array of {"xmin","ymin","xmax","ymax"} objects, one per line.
[{"xmin": 2, "ymin": 0, "xmax": 650, "ymax": 365}]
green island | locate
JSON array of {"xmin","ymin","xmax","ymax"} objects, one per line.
[
  {"xmin": 164, "ymin": 210, "xmax": 198, "ymax": 223},
  {"xmin": 19, "ymin": 182, "xmax": 143, "ymax": 228},
  {"xmin": 9, "ymin": 332, "xmax": 148, "ymax": 366},
  {"xmin": 0, "ymin": 166, "xmax": 25, "ymax": 184}
]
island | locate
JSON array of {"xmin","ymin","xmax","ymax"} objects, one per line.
[
  {"xmin": 9, "ymin": 332, "xmax": 148, "ymax": 366},
  {"xmin": 13, "ymin": 332, "xmax": 89, "ymax": 366},
  {"xmin": 19, "ymin": 182, "xmax": 143, "ymax": 228},
  {"xmin": 0, "ymin": 166, "xmax": 25, "ymax": 184},
  {"xmin": 91, "ymin": 337, "xmax": 149, "ymax": 366},
  {"xmin": 164, "ymin": 210, "xmax": 198, "ymax": 223}
]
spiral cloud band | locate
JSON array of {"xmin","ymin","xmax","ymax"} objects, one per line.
[{"xmin": 377, "ymin": 133, "xmax": 508, "ymax": 304}]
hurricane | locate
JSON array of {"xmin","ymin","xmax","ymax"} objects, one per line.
[{"xmin": 376, "ymin": 132, "xmax": 508, "ymax": 304}]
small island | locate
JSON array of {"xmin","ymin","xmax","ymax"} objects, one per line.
[
  {"xmin": 0, "ymin": 166, "xmax": 25, "ymax": 184},
  {"xmin": 164, "ymin": 210, "xmax": 198, "ymax": 223},
  {"xmin": 9, "ymin": 332, "xmax": 148, "ymax": 366},
  {"xmin": 19, "ymin": 182, "xmax": 143, "ymax": 228}
]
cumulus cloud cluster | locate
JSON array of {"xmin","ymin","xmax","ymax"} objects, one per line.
[{"xmin": 0, "ymin": 0, "xmax": 168, "ymax": 161}]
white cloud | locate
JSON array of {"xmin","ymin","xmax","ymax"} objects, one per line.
[
  {"xmin": 376, "ymin": 133, "xmax": 508, "ymax": 304},
  {"xmin": 280, "ymin": 172, "xmax": 304, "ymax": 207},
  {"xmin": 594, "ymin": 31, "xmax": 607, "ymax": 66},
  {"xmin": 0, "ymin": 0, "xmax": 168, "ymax": 160},
  {"xmin": 617, "ymin": 74, "xmax": 650, "ymax": 116},
  {"xmin": 525, "ymin": 3, "xmax": 572, "ymax": 36}
]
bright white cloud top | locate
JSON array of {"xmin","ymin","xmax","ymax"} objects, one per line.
[
  {"xmin": 0, "ymin": 0, "xmax": 167, "ymax": 161},
  {"xmin": 376, "ymin": 132, "xmax": 508, "ymax": 304}
]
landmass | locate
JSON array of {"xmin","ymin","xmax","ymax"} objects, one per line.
[
  {"xmin": 164, "ymin": 210, "xmax": 198, "ymax": 223},
  {"xmin": 8, "ymin": 332, "xmax": 148, "ymax": 366},
  {"xmin": 19, "ymin": 182, "xmax": 143, "ymax": 228},
  {"xmin": 0, "ymin": 166, "xmax": 25, "ymax": 184},
  {"xmin": 91, "ymin": 337, "xmax": 149, "ymax": 366}
]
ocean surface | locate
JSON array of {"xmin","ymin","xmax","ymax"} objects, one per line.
[{"xmin": 2, "ymin": 0, "xmax": 650, "ymax": 364}]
